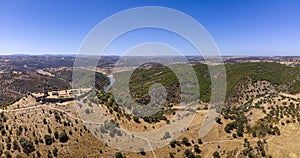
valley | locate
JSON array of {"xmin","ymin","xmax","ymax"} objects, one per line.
[{"xmin": 0, "ymin": 55, "xmax": 299, "ymax": 158}]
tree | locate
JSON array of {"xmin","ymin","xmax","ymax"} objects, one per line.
[
  {"xmin": 232, "ymin": 133, "xmax": 237, "ymax": 138},
  {"xmin": 19, "ymin": 137, "xmax": 35, "ymax": 155},
  {"xmin": 182, "ymin": 137, "xmax": 190, "ymax": 146},
  {"xmin": 252, "ymin": 131, "xmax": 256, "ymax": 137},
  {"xmin": 224, "ymin": 125, "xmax": 232, "ymax": 133},
  {"xmin": 48, "ymin": 126, "xmax": 52, "ymax": 134},
  {"xmin": 13, "ymin": 139, "xmax": 20, "ymax": 151},
  {"xmin": 59, "ymin": 131, "xmax": 69, "ymax": 143},
  {"xmin": 169, "ymin": 152, "xmax": 175, "ymax": 158},
  {"xmin": 115, "ymin": 152, "xmax": 125, "ymax": 158},
  {"xmin": 44, "ymin": 134, "xmax": 53, "ymax": 145},
  {"xmin": 53, "ymin": 147, "xmax": 58, "ymax": 157},
  {"xmin": 1, "ymin": 128, "xmax": 6, "ymax": 135},
  {"xmin": 215, "ymin": 117, "xmax": 222, "ymax": 124},
  {"xmin": 43, "ymin": 118, "xmax": 47, "ymax": 124},
  {"xmin": 4, "ymin": 151, "xmax": 12, "ymax": 158},
  {"xmin": 139, "ymin": 148, "xmax": 146, "ymax": 156},
  {"xmin": 133, "ymin": 116, "xmax": 140, "ymax": 123},
  {"xmin": 194, "ymin": 145, "xmax": 201, "ymax": 153},
  {"xmin": 197, "ymin": 138, "xmax": 203, "ymax": 144},
  {"xmin": 237, "ymin": 129, "xmax": 243, "ymax": 137},
  {"xmin": 36, "ymin": 151, "xmax": 41, "ymax": 157},
  {"xmin": 47, "ymin": 150, "xmax": 53, "ymax": 158},
  {"xmin": 184, "ymin": 149, "xmax": 194, "ymax": 158},
  {"xmin": 16, "ymin": 154, "xmax": 22, "ymax": 158},
  {"xmin": 54, "ymin": 131, "xmax": 59, "ymax": 139},
  {"xmin": 213, "ymin": 151, "xmax": 220, "ymax": 158},
  {"xmin": 170, "ymin": 139, "xmax": 176, "ymax": 148}
]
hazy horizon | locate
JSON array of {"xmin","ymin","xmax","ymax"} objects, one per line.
[
  {"xmin": 1, "ymin": 0, "xmax": 300, "ymax": 56},
  {"xmin": 1, "ymin": 53, "xmax": 299, "ymax": 57}
]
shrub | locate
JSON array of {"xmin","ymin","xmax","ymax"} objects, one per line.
[
  {"xmin": 36, "ymin": 151, "xmax": 41, "ymax": 157},
  {"xmin": 213, "ymin": 151, "xmax": 220, "ymax": 158},
  {"xmin": 170, "ymin": 140, "xmax": 176, "ymax": 148},
  {"xmin": 4, "ymin": 151, "xmax": 12, "ymax": 158},
  {"xmin": 19, "ymin": 137, "xmax": 35, "ymax": 155},
  {"xmin": 232, "ymin": 133, "xmax": 237, "ymax": 138},
  {"xmin": 182, "ymin": 137, "xmax": 190, "ymax": 146},
  {"xmin": 47, "ymin": 126, "xmax": 52, "ymax": 134},
  {"xmin": 169, "ymin": 152, "xmax": 175, "ymax": 158},
  {"xmin": 194, "ymin": 145, "xmax": 201, "ymax": 153},
  {"xmin": 139, "ymin": 148, "xmax": 146, "ymax": 156},
  {"xmin": 115, "ymin": 152, "xmax": 125, "ymax": 158},
  {"xmin": 59, "ymin": 131, "xmax": 69, "ymax": 143},
  {"xmin": 13, "ymin": 139, "xmax": 20, "ymax": 151},
  {"xmin": 215, "ymin": 117, "xmax": 222, "ymax": 124},
  {"xmin": 184, "ymin": 149, "xmax": 194, "ymax": 158},
  {"xmin": 53, "ymin": 147, "xmax": 58, "ymax": 157},
  {"xmin": 44, "ymin": 134, "xmax": 54, "ymax": 145},
  {"xmin": 197, "ymin": 138, "xmax": 203, "ymax": 144},
  {"xmin": 133, "ymin": 116, "xmax": 140, "ymax": 123},
  {"xmin": 54, "ymin": 131, "xmax": 59, "ymax": 139}
]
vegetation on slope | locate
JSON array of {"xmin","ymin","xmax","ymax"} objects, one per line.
[
  {"xmin": 128, "ymin": 62, "xmax": 300, "ymax": 105},
  {"xmin": 225, "ymin": 62, "xmax": 300, "ymax": 95}
]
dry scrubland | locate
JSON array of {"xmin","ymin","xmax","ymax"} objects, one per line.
[
  {"xmin": 0, "ymin": 60, "xmax": 300, "ymax": 158},
  {"xmin": 1, "ymin": 89, "xmax": 299, "ymax": 158},
  {"xmin": 0, "ymin": 90, "xmax": 300, "ymax": 157}
]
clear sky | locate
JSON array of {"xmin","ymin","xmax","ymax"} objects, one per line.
[{"xmin": 0, "ymin": 0, "xmax": 299, "ymax": 56}]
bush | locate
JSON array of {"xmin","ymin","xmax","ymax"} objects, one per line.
[
  {"xmin": 182, "ymin": 137, "xmax": 190, "ymax": 146},
  {"xmin": 252, "ymin": 131, "xmax": 256, "ymax": 137},
  {"xmin": 59, "ymin": 131, "xmax": 69, "ymax": 143},
  {"xmin": 215, "ymin": 117, "xmax": 222, "ymax": 124},
  {"xmin": 16, "ymin": 154, "xmax": 22, "ymax": 158},
  {"xmin": 115, "ymin": 152, "xmax": 125, "ymax": 158},
  {"xmin": 54, "ymin": 131, "xmax": 59, "ymax": 139},
  {"xmin": 4, "ymin": 151, "xmax": 12, "ymax": 158},
  {"xmin": 44, "ymin": 134, "xmax": 54, "ymax": 145},
  {"xmin": 36, "ymin": 151, "xmax": 41, "ymax": 157},
  {"xmin": 47, "ymin": 150, "xmax": 53, "ymax": 158},
  {"xmin": 48, "ymin": 126, "xmax": 52, "ymax": 134},
  {"xmin": 169, "ymin": 152, "xmax": 175, "ymax": 158},
  {"xmin": 43, "ymin": 118, "xmax": 47, "ymax": 124},
  {"xmin": 197, "ymin": 138, "xmax": 203, "ymax": 144},
  {"xmin": 139, "ymin": 148, "xmax": 146, "ymax": 156},
  {"xmin": 53, "ymin": 147, "xmax": 58, "ymax": 157},
  {"xmin": 213, "ymin": 151, "xmax": 220, "ymax": 158},
  {"xmin": 194, "ymin": 145, "xmax": 201, "ymax": 153},
  {"xmin": 133, "ymin": 116, "xmax": 140, "ymax": 123},
  {"xmin": 184, "ymin": 149, "xmax": 194, "ymax": 158},
  {"xmin": 224, "ymin": 124, "xmax": 232, "ymax": 133},
  {"xmin": 19, "ymin": 137, "xmax": 35, "ymax": 155},
  {"xmin": 232, "ymin": 133, "xmax": 237, "ymax": 138},
  {"xmin": 170, "ymin": 140, "xmax": 176, "ymax": 148},
  {"xmin": 13, "ymin": 139, "xmax": 20, "ymax": 151}
]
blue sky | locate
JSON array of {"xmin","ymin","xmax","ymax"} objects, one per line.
[{"xmin": 0, "ymin": 0, "xmax": 299, "ymax": 56}]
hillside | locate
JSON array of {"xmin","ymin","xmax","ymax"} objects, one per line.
[
  {"xmin": 0, "ymin": 72, "xmax": 71, "ymax": 106},
  {"xmin": 0, "ymin": 61, "xmax": 300, "ymax": 158},
  {"xmin": 128, "ymin": 62, "xmax": 300, "ymax": 105}
]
